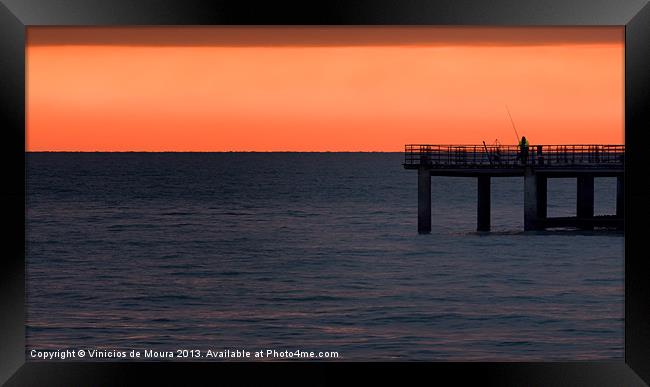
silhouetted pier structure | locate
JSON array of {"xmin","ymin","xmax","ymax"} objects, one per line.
[{"xmin": 404, "ymin": 144, "xmax": 624, "ymax": 233}]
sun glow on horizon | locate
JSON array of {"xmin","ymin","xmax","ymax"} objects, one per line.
[{"xmin": 27, "ymin": 27, "xmax": 624, "ymax": 152}]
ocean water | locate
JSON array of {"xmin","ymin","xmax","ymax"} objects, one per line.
[{"xmin": 26, "ymin": 153, "xmax": 623, "ymax": 361}]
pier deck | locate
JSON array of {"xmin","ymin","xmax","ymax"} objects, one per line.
[{"xmin": 404, "ymin": 144, "xmax": 624, "ymax": 233}]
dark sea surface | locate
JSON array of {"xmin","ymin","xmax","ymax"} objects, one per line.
[{"xmin": 26, "ymin": 153, "xmax": 623, "ymax": 361}]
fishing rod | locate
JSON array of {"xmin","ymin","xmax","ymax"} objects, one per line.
[
  {"xmin": 482, "ymin": 140, "xmax": 493, "ymax": 165},
  {"xmin": 505, "ymin": 105, "xmax": 520, "ymax": 144}
]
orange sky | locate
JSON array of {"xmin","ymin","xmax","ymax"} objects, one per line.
[{"xmin": 26, "ymin": 27, "xmax": 624, "ymax": 152}]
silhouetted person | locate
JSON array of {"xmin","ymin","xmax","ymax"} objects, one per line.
[
  {"xmin": 519, "ymin": 136, "xmax": 529, "ymax": 165},
  {"xmin": 491, "ymin": 139, "xmax": 502, "ymax": 164},
  {"xmin": 490, "ymin": 147, "xmax": 500, "ymax": 164}
]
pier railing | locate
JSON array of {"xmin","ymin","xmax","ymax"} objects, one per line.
[{"xmin": 404, "ymin": 144, "xmax": 624, "ymax": 168}]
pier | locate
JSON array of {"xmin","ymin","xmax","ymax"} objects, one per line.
[{"xmin": 404, "ymin": 144, "xmax": 624, "ymax": 233}]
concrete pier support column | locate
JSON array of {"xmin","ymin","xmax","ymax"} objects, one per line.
[
  {"xmin": 536, "ymin": 175, "xmax": 547, "ymax": 219},
  {"xmin": 577, "ymin": 175, "xmax": 595, "ymax": 230},
  {"xmin": 477, "ymin": 176, "xmax": 491, "ymax": 231},
  {"xmin": 524, "ymin": 167, "xmax": 540, "ymax": 231},
  {"xmin": 418, "ymin": 167, "xmax": 431, "ymax": 234},
  {"xmin": 617, "ymin": 175, "xmax": 624, "ymax": 218}
]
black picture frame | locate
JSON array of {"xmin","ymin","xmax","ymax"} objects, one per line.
[{"xmin": 1, "ymin": 0, "xmax": 649, "ymax": 385}]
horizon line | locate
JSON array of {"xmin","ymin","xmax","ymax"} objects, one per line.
[{"xmin": 25, "ymin": 150, "xmax": 408, "ymax": 153}]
